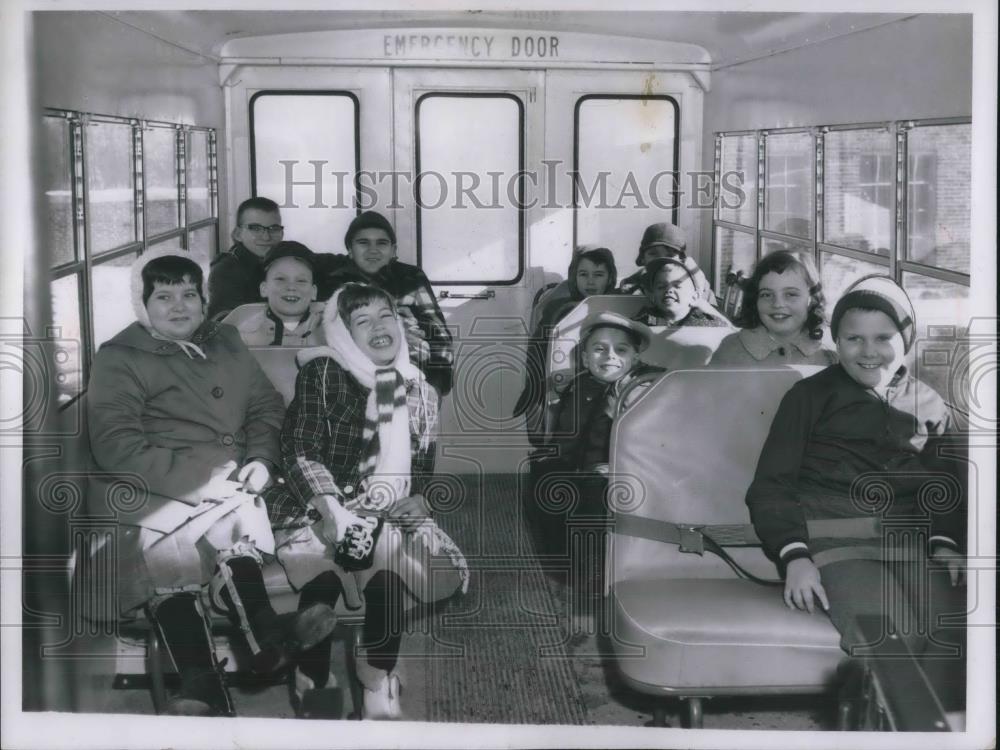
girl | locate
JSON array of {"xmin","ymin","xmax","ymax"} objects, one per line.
[
  {"xmin": 87, "ymin": 249, "xmax": 337, "ymax": 716},
  {"xmin": 711, "ymin": 250, "xmax": 837, "ymax": 366},
  {"xmin": 514, "ymin": 246, "xmax": 618, "ymax": 432},
  {"xmin": 272, "ymin": 282, "xmax": 468, "ymax": 720}
]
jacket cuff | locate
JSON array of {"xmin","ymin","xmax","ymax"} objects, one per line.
[{"xmin": 779, "ymin": 541, "xmax": 812, "ymax": 564}]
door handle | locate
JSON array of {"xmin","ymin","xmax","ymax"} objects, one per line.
[{"xmin": 438, "ymin": 290, "xmax": 496, "ymax": 300}]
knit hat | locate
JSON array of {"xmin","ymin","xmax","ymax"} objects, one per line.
[
  {"xmin": 830, "ymin": 275, "xmax": 916, "ymax": 353},
  {"xmin": 642, "ymin": 256, "xmax": 696, "ymax": 293},
  {"xmin": 262, "ymin": 240, "xmax": 317, "ymax": 272},
  {"xmin": 344, "ymin": 210, "xmax": 397, "ymax": 248},
  {"xmin": 636, "ymin": 222, "xmax": 686, "ymax": 265},
  {"xmin": 580, "ymin": 311, "xmax": 653, "ymax": 353},
  {"xmin": 130, "ymin": 247, "xmax": 210, "ymax": 329}
]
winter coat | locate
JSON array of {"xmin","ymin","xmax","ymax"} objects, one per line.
[
  {"xmin": 207, "ymin": 242, "xmax": 266, "ymax": 320},
  {"xmin": 710, "ymin": 325, "xmax": 837, "ymax": 367},
  {"xmin": 235, "ymin": 302, "xmax": 327, "ymax": 347},
  {"xmin": 87, "ymin": 320, "xmax": 285, "ymax": 533}
]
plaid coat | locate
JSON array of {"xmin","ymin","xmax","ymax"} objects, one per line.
[{"xmin": 267, "ymin": 355, "xmax": 438, "ymax": 527}]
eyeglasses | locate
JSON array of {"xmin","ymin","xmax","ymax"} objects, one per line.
[{"xmin": 241, "ymin": 223, "xmax": 284, "ymax": 236}]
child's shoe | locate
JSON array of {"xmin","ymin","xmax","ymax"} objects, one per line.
[
  {"xmin": 362, "ymin": 671, "xmax": 403, "ymax": 720},
  {"xmin": 290, "ymin": 666, "xmax": 343, "ymax": 719}
]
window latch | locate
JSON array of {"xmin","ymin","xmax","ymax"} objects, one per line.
[{"xmin": 438, "ymin": 290, "xmax": 496, "ymax": 301}]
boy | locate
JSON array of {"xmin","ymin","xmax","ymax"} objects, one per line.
[
  {"xmin": 315, "ymin": 211, "xmax": 454, "ymax": 396},
  {"xmin": 633, "ymin": 257, "xmax": 732, "ymax": 328},
  {"xmin": 618, "ymin": 222, "xmax": 716, "ymax": 305},
  {"xmin": 208, "ymin": 196, "xmax": 284, "ymax": 320},
  {"xmin": 540, "ymin": 312, "xmax": 660, "ymax": 634},
  {"xmin": 745, "ymin": 275, "xmax": 967, "ymax": 711},
  {"xmin": 236, "ymin": 240, "xmax": 325, "ymax": 346},
  {"xmin": 87, "ymin": 248, "xmax": 337, "ymax": 716}
]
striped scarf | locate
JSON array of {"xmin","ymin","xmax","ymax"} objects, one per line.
[{"xmin": 320, "ymin": 288, "xmax": 425, "ymax": 514}]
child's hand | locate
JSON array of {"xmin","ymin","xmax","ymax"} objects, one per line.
[
  {"xmin": 237, "ymin": 460, "xmax": 271, "ymax": 494},
  {"xmin": 783, "ymin": 558, "xmax": 829, "ymax": 614},
  {"xmin": 312, "ymin": 495, "xmax": 363, "ymax": 546},
  {"xmin": 931, "ymin": 546, "xmax": 967, "ymax": 586},
  {"xmin": 201, "ymin": 475, "xmax": 243, "ymax": 502}
]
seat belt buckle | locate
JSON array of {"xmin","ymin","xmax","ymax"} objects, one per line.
[{"xmin": 678, "ymin": 526, "xmax": 705, "ymax": 555}]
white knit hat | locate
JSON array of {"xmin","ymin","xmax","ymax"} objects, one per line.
[{"xmin": 830, "ymin": 275, "xmax": 916, "ymax": 353}]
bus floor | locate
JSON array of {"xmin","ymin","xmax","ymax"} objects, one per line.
[{"xmin": 89, "ymin": 473, "xmax": 834, "ymax": 729}]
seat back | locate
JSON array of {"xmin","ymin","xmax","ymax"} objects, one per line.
[
  {"xmin": 609, "ymin": 366, "xmax": 824, "ymax": 585},
  {"xmin": 248, "ymin": 346, "xmax": 304, "ymax": 407},
  {"xmin": 641, "ymin": 324, "xmax": 734, "ymax": 370},
  {"xmin": 220, "ymin": 302, "xmax": 266, "ymax": 328}
]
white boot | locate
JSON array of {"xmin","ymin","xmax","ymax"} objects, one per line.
[{"xmin": 362, "ymin": 671, "xmax": 402, "ymax": 720}]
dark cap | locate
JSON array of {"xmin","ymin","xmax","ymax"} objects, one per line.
[
  {"xmin": 636, "ymin": 222, "xmax": 686, "ymax": 265},
  {"xmin": 262, "ymin": 241, "xmax": 317, "ymax": 272},
  {"xmin": 344, "ymin": 210, "xmax": 397, "ymax": 248}
]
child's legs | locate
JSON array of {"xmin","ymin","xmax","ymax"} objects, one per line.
[
  {"xmin": 296, "ymin": 570, "xmax": 345, "ymax": 687},
  {"xmin": 359, "ymin": 570, "xmax": 406, "ymax": 682}
]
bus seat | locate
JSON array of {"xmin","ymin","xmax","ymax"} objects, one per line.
[
  {"xmin": 73, "ymin": 391, "xmax": 364, "ymax": 715},
  {"xmin": 220, "ymin": 302, "xmax": 266, "ymax": 328},
  {"xmin": 607, "ymin": 367, "xmax": 843, "ymax": 726},
  {"xmin": 247, "ymin": 346, "xmax": 304, "ymax": 407},
  {"xmin": 641, "ymin": 324, "xmax": 734, "ymax": 370}
]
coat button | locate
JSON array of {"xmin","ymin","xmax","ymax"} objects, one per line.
[
  {"xmin": 343, "ymin": 485, "xmax": 354, "ymax": 495},
  {"xmin": 211, "ymin": 386, "xmax": 224, "ymax": 398},
  {"xmin": 221, "ymin": 434, "xmax": 235, "ymax": 446}
]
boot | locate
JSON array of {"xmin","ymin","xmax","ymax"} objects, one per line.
[
  {"xmin": 148, "ymin": 594, "xmax": 234, "ymax": 717},
  {"xmin": 215, "ymin": 556, "xmax": 338, "ymax": 674},
  {"xmin": 289, "ymin": 666, "xmax": 344, "ymax": 719},
  {"xmin": 289, "ymin": 570, "xmax": 343, "ymax": 718},
  {"xmin": 362, "ymin": 671, "xmax": 402, "ymax": 720}
]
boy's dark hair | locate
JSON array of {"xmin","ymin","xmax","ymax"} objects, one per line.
[
  {"xmin": 141, "ymin": 255, "xmax": 205, "ymax": 306},
  {"xmin": 337, "ymin": 282, "xmax": 397, "ymax": 324},
  {"xmin": 236, "ymin": 197, "xmax": 280, "ymax": 225},
  {"xmin": 582, "ymin": 323, "xmax": 642, "ymax": 351},
  {"xmin": 739, "ymin": 250, "xmax": 826, "ymax": 340},
  {"xmin": 568, "ymin": 246, "xmax": 618, "ymax": 297}
]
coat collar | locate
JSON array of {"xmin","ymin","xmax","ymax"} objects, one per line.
[
  {"xmin": 103, "ymin": 320, "xmax": 223, "ymax": 355},
  {"xmin": 738, "ymin": 326, "xmax": 824, "ymax": 360}
]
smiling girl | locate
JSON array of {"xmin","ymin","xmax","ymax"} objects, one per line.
[{"xmin": 711, "ymin": 250, "xmax": 836, "ymax": 366}]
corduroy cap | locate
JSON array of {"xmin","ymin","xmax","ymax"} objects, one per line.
[
  {"xmin": 830, "ymin": 274, "xmax": 916, "ymax": 353},
  {"xmin": 580, "ymin": 311, "xmax": 653, "ymax": 352},
  {"xmin": 636, "ymin": 222, "xmax": 686, "ymax": 265},
  {"xmin": 344, "ymin": 210, "xmax": 397, "ymax": 248}
]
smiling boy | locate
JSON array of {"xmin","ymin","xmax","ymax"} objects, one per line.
[
  {"xmin": 236, "ymin": 241, "xmax": 325, "ymax": 346},
  {"xmin": 745, "ymin": 275, "xmax": 967, "ymax": 712}
]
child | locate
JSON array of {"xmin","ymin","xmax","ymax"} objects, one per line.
[
  {"xmin": 618, "ymin": 222, "xmax": 716, "ymax": 305},
  {"xmin": 711, "ymin": 250, "xmax": 837, "ymax": 366},
  {"xmin": 236, "ymin": 240, "xmax": 326, "ymax": 346},
  {"xmin": 86, "ymin": 249, "xmax": 337, "ymax": 716},
  {"xmin": 269, "ymin": 282, "xmax": 468, "ymax": 720},
  {"xmin": 633, "ymin": 257, "xmax": 732, "ymax": 328},
  {"xmin": 745, "ymin": 275, "xmax": 967, "ymax": 711},
  {"xmin": 542, "ymin": 311, "xmax": 660, "ymax": 632},
  {"xmin": 315, "ymin": 211, "xmax": 454, "ymax": 396},
  {"xmin": 514, "ymin": 246, "xmax": 618, "ymax": 430}
]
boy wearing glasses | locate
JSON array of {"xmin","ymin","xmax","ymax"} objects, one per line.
[{"xmin": 208, "ymin": 197, "xmax": 285, "ymax": 320}]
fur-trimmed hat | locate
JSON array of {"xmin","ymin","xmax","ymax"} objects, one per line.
[
  {"xmin": 130, "ymin": 247, "xmax": 210, "ymax": 329},
  {"xmin": 580, "ymin": 311, "xmax": 653, "ymax": 353},
  {"xmin": 830, "ymin": 275, "xmax": 916, "ymax": 353},
  {"xmin": 344, "ymin": 210, "xmax": 397, "ymax": 248},
  {"xmin": 636, "ymin": 222, "xmax": 686, "ymax": 265}
]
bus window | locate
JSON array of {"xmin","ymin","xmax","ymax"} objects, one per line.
[
  {"xmin": 42, "ymin": 115, "xmax": 74, "ymax": 268},
  {"xmin": 50, "ymin": 273, "xmax": 83, "ymax": 404},
  {"xmin": 91, "ymin": 250, "xmax": 139, "ymax": 350},
  {"xmin": 188, "ymin": 224, "xmax": 217, "ymax": 265},
  {"xmin": 764, "ymin": 131, "xmax": 813, "ymax": 240},
  {"xmin": 714, "ymin": 226, "xmax": 755, "ymax": 290},
  {"xmin": 719, "ymin": 134, "xmax": 756, "ymax": 228},
  {"xmin": 251, "ymin": 92, "xmax": 359, "ymax": 255},
  {"xmin": 907, "ymin": 123, "xmax": 971, "ymax": 275},
  {"xmin": 819, "ymin": 250, "xmax": 886, "ymax": 305},
  {"xmin": 574, "ymin": 95, "xmax": 678, "ymax": 270},
  {"xmin": 86, "ymin": 119, "xmax": 136, "ymax": 254},
  {"xmin": 415, "ymin": 93, "xmax": 523, "ymax": 284},
  {"xmin": 823, "ymin": 127, "xmax": 895, "ymax": 256},
  {"xmin": 186, "ymin": 129, "xmax": 212, "ymax": 225},
  {"xmin": 903, "ymin": 272, "xmax": 970, "ymax": 397},
  {"xmin": 144, "ymin": 125, "xmax": 181, "ymax": 238}
]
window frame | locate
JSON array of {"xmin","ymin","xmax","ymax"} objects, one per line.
[
  {"xmin": 44, "ymin": 108, "xmax": 219, "ymax": 408},
  {"xmin": 572, "ymin": 94, "xmax": 681, "ymax": 251},
  {"xmin": 712, "ymin": 117, "xmax": 971, "ymax": 304},
  {"xmin": 413, "ymin": 91, "xmax": 526, "ymax": 286}
]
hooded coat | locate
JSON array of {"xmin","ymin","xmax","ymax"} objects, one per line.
[{"xmin": 86, "ymin": 248, "xmax": 285, "ymax": 612}]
